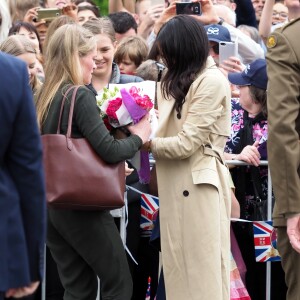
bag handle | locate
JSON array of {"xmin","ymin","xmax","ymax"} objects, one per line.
[
  {"xmin": 57, "ymin": 85, "xmax": 80, "ymax": 134},
  {"xmin": 67, "ymin": 85, "xmax": 81, "ymax": 138}
]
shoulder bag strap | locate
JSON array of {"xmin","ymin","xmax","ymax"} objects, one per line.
[
  {"xmin": 66, "ymin": 85, "xmax": 81, "ymax": 139},
  {"xmin": 56, "ymin": 85, "xmax": 78, "ymax": 134}
]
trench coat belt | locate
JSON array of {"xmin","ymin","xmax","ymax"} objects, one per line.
[{"xmin": 203, "ymin": 145, "xmax": 226, "ymax": 166}]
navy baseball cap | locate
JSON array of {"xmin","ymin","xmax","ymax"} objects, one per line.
[
  {"xmin": 204, "ymin": 24, "xmax": 231, "ymax": 43},
  {"xmin": 228, "ymin": 59, "xmax": 268, "ymax": 90}
]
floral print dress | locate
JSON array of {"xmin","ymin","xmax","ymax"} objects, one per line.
[{"xmin": 225, "ymin": 98, "xmax": 268, "ymax": 221}]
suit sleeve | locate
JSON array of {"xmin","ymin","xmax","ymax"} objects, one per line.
[
  {"xmin": 266, "ymin": 31, "xmax": 300, "ymax": 217},
  {"xmin": 7, "ymin": 64, "xmax": 46, "ymax": 281},
  {"xmin": 152, "ymin": 73, "xmax": 230, "ymax": 159}
]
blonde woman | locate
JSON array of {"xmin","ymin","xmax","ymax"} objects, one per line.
[
  {"xmin": 36, "ymin": 23, "xmax": 150, "ymax": 300},
  {"xmin": 0, "ymin": 35, "xmax": 41, "ymax": 93}
]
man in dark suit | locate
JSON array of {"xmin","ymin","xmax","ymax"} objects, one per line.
[{"xmin": 0, "ymin": 52, "xmax": 46, "ymax": 299}]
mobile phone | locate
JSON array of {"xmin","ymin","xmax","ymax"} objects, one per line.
[
  {"xmin": 219, "ymin": 42, "xmax": 238, "ymax": 65},
  {"xmin": 36, "ymin": 8, "xmax": 62, "ymax": 22},
  {"xmin": 176, "ymin": 2, "xmax": 201, "ymax": 15},
  {"xmin": 151, "ymin": 0, "xmax": 165, "ymax": 7}
]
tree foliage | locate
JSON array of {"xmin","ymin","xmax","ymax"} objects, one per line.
[{"xmin": 94, "ymin": 0, "xmax": 108, "ymax": 16}]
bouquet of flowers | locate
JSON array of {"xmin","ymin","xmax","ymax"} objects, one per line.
[
  {"xmin": 97, "ymin": 81, "xmax": 157, "ymax": 183},
  {"xmin": 100, "ymin": 84, "xmax": 154, "ymax": 127}
]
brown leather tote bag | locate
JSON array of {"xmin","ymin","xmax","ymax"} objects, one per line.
[{"xmin": 42, "ymin": 86, "xmax": 125, "ymax": 210}]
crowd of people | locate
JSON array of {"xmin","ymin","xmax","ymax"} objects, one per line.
[{"xmin": 1, "ymin": 0, "xmax": 300, "ymax": 299}]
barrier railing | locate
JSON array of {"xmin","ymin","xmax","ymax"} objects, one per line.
[
  {"xmin": 227, "ymin": 159, "xmax": 272, "ymax": 300},
  {"xmin": 152, "ymin": 159, "xmax": 273, "ymax": 300},
  {"xmin": 41, "ymin": 159, "xmax": 274, "ymax": 300}
]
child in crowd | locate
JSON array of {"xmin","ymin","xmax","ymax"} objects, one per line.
[{"xmin": 114, "ymin": 36, "xmax": 148, "ymax": 75}]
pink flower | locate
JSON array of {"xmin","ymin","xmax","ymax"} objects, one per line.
[
  {"xmin": 106, "ymin": 97, "xmax": 122, "ymax": 121},
  {"xmin": 129, "ymin": 87, "xmax": 153, "ymax": 111}
]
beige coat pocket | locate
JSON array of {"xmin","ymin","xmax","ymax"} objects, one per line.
[{"xmin": 192, "ymin": 168, "xmax": 219, "ymax": 189}]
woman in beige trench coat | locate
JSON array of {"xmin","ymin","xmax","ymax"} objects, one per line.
[{"xmin": 146, "ymin": 15, "xmax": 232, "ymax": 300}]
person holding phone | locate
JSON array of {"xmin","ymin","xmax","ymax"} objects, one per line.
[
  {"xmin": 225, "ymin": 59, "xmax": 287, "ymax": 300},
  {"xmin": 204, "ymin": 23, "xmax": 244, "ymax": 99},
  {"xmin": 205, "ymin": 23, "xmax": 243, "ymax": 73},
  {"xmin": 148, "ymin": 0, "xmax": 264, "ymax": 64}
]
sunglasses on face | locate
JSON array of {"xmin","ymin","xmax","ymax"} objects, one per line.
[
  {"xmin": 155, "ymin": 61, "xmax": 166, "ymax": 82},
  {"xmin": 209, "ymin": 44, "xmax": 219, "ymax": 55}
]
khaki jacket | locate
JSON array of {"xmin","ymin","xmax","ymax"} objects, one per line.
[
  {"xmin": 266, "ymin": 18, "xmax": 300, "ymax": 226},
  {"xmin": 151, "ymin": 57, "xmax": 231, "ymax": 299}
]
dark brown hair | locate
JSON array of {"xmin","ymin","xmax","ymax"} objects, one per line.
[
  {"xmin": 249, "ymin": 85, "xmax": 267, "ymax": 117},
  {"xmin": 156, "ymin": 15, "xmax": 209, "ymax": 118}
]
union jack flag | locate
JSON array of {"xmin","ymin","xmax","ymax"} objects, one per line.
[
  {"xmin": 140, "ymin": 194, "xmax": 159, "ymax": 237},
  {"xmin": 145, "ymin": 276, "xmax": 151, "ymax": 300},
  {"xmin": 253, "ymin": 221, "xmax": 281, "ymax": 262}
]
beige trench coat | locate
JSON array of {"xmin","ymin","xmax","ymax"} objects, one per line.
[{"xmin": 151, "ymin": 57, "xmax": 231, "ymax": 300}]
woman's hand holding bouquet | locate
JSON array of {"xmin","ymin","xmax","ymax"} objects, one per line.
[{"xmin": 97, "ymin": 82, "xmax": 157, "ymax": 183}]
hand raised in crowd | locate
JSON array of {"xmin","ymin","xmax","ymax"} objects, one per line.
[
  {"xmin": 153, "ymin": 0, "xmax": 219, "ymax": 35},
  {"xmin": 23, "ymin": 6, "xmax": 46, "ymax": 29},
  {"xmin": 127, "ymin": 113, "xmax": 152, "ymax": 144},
  {"xmin": 287, "ymin": 216, "xmax": 300, "ymax": 254},
  {"xmin": 23, "ymin": 6, "xmax": 39, "ymax": 23},
  {"xmin": 153, "ymin": 2, "xmax": 176, "ymax": 34},
  {"xmin": 236, "ymin": 140, "xmax": 261, "ymax": 167},
  {"xmin": 219, "ymin": 56, "xmax": 245, "ymax": 97},
  {"xmin": 219, "ymin": 56, "xmax": 245, "ymax": 74},
  {"xmin": 62, "ymin": 3, "xmax": 78, "ymax": 20},
  {"xmin": 5, "ymin": 281, "xmax": 40, "ymax": 299},
  {"xmin": 144, "ymin": 4, "xmax": 165, "ymax": 27},
  {"xmin": 138, "ymin": 4, "xmax": 165, "ymax": 39},
  {"xmin": 192, "ymin": 0, "xmax": 219, "ymax": 25}
]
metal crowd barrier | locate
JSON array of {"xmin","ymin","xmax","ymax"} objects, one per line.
[
  {"xmin": 227, "ymin": 160, "xmax": 272, "ymax": 300},
  {"xmin": 41, "ymin": 159, "xmax": 274, "ymax": 300},
  {"xmin": 150, "ymin": 158, "xmax": 273, "ymax": 300}
]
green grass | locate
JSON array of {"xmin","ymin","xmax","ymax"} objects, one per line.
[{"xmin": 94, "ymin": 0, "xmax": 109, "ymax": 16}]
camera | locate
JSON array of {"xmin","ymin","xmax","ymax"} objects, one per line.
[
  {"xmin": 36, "ymin": 8, "xmax": 62, "ymax": 22},
  {"xmin": 176, "ymin": 2, "xmax": 201, "ymax": 15}
]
